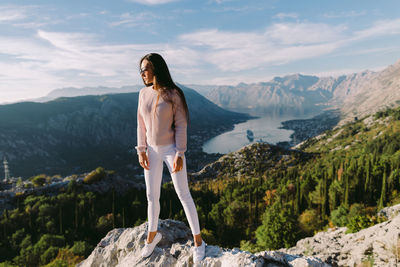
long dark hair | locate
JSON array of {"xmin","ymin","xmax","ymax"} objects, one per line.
[{"xmin": 140, "ymin": 53, "xmax": 189, "ymax": 123}]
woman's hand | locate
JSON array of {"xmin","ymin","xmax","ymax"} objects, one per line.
[
  {"xmin": 138, "ymin": 152, "xmax": 150, "ymax": 170},
  {"xmin": 172, "ymin": 155, "xmax": 183, "ymax": 173}
]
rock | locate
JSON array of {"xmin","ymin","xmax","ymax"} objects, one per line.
[
  {"xmin": 281, "ymin": 214, "xmax": 400, "ymax": 267},
  {"xmin": 77, "ymin": 219, "xmax": 328, "ymax": 267},
  {"xmin": 378, "ymin": 204, "xmax": 400, "ymax": 220}
]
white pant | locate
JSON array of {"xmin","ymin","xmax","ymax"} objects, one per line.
[{"xmin": 144, "ymin": 143, "xmax": 201, "ymax": 235}]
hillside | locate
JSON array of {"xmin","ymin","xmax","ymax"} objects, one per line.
[
  {"xmin": 1, "ymin": 106, "xmax": 400, "ymax": 267},
  {"xmin": 0, "ymin": 86, "xmax": 251, "ymax": 178},
  {"xmin": 186, "ymin": 105, "xmax": 400, "ymax": 256}
]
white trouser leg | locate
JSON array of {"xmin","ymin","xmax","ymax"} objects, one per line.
[
  {"xmin": 163, "ymin": 145, "xmax": 201, "ymax": 236},
  {"xmin": 144, "ymin": 144, "xmax": 201, "ymax": 235},
  {"xmin": 144, "ymin": 145, "xmax": 164, "ymax": 232}
]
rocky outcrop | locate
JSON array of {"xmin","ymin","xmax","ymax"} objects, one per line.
[
  {"xmin": 281, "ymin": 214, "xmax": 400, "ymax": 267},
  {"xmin": 190, "ymin": 142, "xmax": 311, "ymax": 182},
  {"xmin": 77, "ymin": 219, "xmax": 329, "ymax": 267},
  {"xmin": 378, "ymin": 203, "xmax": 400, "ymax": 220}
]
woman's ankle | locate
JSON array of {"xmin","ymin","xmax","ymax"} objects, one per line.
[{"xmin": 147, "ymin": 231, "xmax": 157, "ymax": 243}]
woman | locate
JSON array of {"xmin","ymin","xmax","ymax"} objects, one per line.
[{"xmin": 135, "ymin": 53, "xmax": 206, "ymax": 263}]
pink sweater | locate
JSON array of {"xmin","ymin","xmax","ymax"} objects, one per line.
[{"xmin": 135, "ymin": 86, "xmax": 187, "ymax": 157}]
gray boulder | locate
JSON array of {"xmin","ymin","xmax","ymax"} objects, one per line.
[
  {"xmin": 282, "ymin": 214, "xmax": 400, "ymax": 266},
  {"xmin": 77, "ymin": 219, "xmax": 329, "ymax": 267}
]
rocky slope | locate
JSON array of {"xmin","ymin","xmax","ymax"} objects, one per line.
[
  {"xmin": 207, "ymin": 74, "xmax": 332, "ymax": 116},
  {"xmin": 339, "ymin": 59, "xmax": 400, "ymax": 124},
  {"xmin": 190, "ymin": 142, "xmax": 312, "ymax": 182},
  {"xmin": 77, "ymin": 205, "xmax": 400, "ymax": 267},
  {"xmin": 77, "ymin": 219, "xmax": 328, "ymax": 267},
  {"xmin": 281, "ymin": 206, "xmax": 400, "ymax": 267}
]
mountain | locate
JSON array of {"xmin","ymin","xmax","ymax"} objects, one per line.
[
  {"xmin": 182, "ymin": 84, "xmax": 218, "ymax": 97},
  {"xmin": 30, "ymin": 83, "xmax": 217, "ymax": 104},
  {"xmin": 0, "ymin": 85, "xmax": 250, "ymax": 178},
  {"xmin": 206, "ymin": 59, "xmax": 400, "ymax": 121},
  {"xmin": 31, "ymin": 85, "xmax": 143, "ymax": 103},
  {"xmin": 339, "ymin": 59, "xmax": 400, "ymax": 123},
  {"xmin": 207, "ymin": 74, "xmax": 332, "ymax": 116}
]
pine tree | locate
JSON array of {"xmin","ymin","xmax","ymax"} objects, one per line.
[
  {"xmin": 295, "ymin": 176, "xmax": 300, "ymax": 215},
  {"xmin": 378, "ymin": 165, "xmax": 387, "ymax": 209},
  {"xmin": 344, "ymin": 173, "xmax": 349, "ymax": 207}
]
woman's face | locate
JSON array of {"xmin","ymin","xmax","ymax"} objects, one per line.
[{"xmin": 140, "ymin": 59, "xmax": 155, "ymax": 86}]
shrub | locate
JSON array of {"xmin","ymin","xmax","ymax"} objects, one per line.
[
  {"xmin": 31, "ymin": 175, "xmax": 47, "ymax": 187},
  {"xmin": 44, "ymin": 248, "xmax": 84, "ymax": 267},
  {"xmin": 40, "ymin": 247, "xmax": 59, "ymax": 265},
  {"xmin": 83, "ymin": 167, "xmax": 106, "ymax": 184},
  {"xmin": 200, "ymin": 228, "xmax": 217, "ymax": 245},
  {"xmin": 346, "ymin": 215, "xmax": 371, "ymax": 233},
  {"xmin": 348, "ymin": 203, "xmax": 365, "ymax": 219},
  {"xmin": 96, "ymin": 214, "xmax": 113, "ymax": 233},
  {"xmin": 331, "ymin": 204, "xmax": 349, "ymax": 227},
  {"xmin": 70, "ymin": 241, "xmax": 93, "ymax": 257},
  {"xmin": 240, "ymin": 240, "xmax": 259, "ymax": 253},
  {"xmin": 10, "ymin": 228, "xmax": 27, "ymax": 250},
  {"xmin": 298, "ymin": 209, "xmax": 322, "ymax": 235}
]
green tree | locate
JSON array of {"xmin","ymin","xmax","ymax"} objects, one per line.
[
  {"xmin": 330, "ymin": 204, "xmax": 349, "ymax": 227},
  {"xmin": 256, "ymin": 201, "xmax": 298, "ymax": 250}
]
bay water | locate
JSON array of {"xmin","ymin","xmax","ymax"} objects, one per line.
[{"xmin": 202, "ymin": 114, "xmax": 312, "ymax": 154}]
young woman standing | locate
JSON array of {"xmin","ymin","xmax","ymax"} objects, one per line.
[{"xmin": 135, "ymin": 53, "xmax": 206, "ymax": 263}]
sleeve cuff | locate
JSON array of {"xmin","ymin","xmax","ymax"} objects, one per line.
[
  {"xmin": 135, "ymin": 145, "xmax": 147, "ymax": 154},
  {"xmin": 176, "ymin": 151, "xmax": 185, "ymax": 158}
]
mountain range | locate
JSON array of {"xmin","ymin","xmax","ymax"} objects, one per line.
[
  {"xmin": 27, "ymin": 59, "xmax": 400, "ymax": 123},
  {"xmin": 206, "ymin": 59, "xmax": 400, "ymax": 120}
]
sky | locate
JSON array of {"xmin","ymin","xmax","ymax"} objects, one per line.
[{"xmin": 1, "ymin": 0, "xmax": 400, "ymax": 103}]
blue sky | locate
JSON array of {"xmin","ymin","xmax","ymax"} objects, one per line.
[{"xmin": 1, "ymin": 0, "xmax": 400, "ymax": 102}]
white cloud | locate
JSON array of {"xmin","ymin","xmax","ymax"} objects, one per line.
[
  {"xmin": 323, "ymin": 10, "xmax": 367, "ymax": 19},
  {"xmin": 177, "ymin": 18, "xmax": 400, "ymax": 73},
  {"xmin": 353, "ymin": 18, "xmax": 400, "ymax": 40},
  {"xmin": 0, "ymin": 5, "xmax": 27, "ymax": 22},
  {"xmin": 127, "ymin": 0, "xmax": 178, "ymax": 5},
  {"xmin": 0, "ymin": 5, "xmax": 60, "ymax": 29},
  {"xmin": 0, "ymin": 28, "xmax": 202, "ymax": 102},
  {"xmin": 2, "ymin": 14, "xmax": 400, "ymax": 103},
  {"xmin": 179, "ymin": 23, "xmax": 344, "ymax": 71},
  {"xmin": 273, "ymin": 12, "xmax": 298, "ymax": 20},
  {"xmin": 110, "ymin": 12, "xmax": 157, "ymax": 27},
  {"xmin": 266, "ymin": 23, "xmax": 346, "ymax": 45}
]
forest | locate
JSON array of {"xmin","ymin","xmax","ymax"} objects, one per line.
[{"xmin": 1, "ymin": 107, "xmax": 400, "ymax": 266}]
